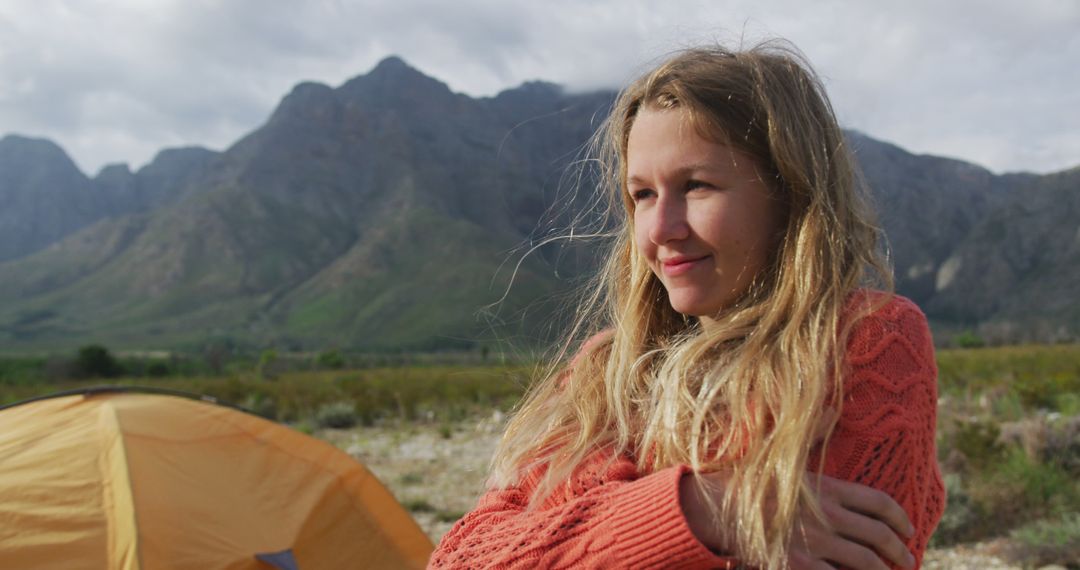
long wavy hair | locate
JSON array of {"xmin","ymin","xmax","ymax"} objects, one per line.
[{"xmin": 492, "ymin": 40, "xmax": 892, "ymax": 568}]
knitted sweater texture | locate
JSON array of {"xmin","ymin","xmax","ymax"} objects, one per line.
[{"xmin": 428, "ymin": 293, "xmax": 945, "ymax": 569}]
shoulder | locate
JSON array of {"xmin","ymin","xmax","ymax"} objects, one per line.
[
  {"xmin": 556, "ymin": 329, "xmax": 613, "ymax": 390},
  {"xmin": 843, "ymin": 289, "xmax": 935, "ymax": 369},
  {"xmin": 837, "ymin": 290, "xmax": 938, "ymax": 429},
  {"xmin": 568, "ymin": 329, "xmax": 614, "ymax": 369}
]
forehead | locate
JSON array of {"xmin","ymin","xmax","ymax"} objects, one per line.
[{"xmin": 626, "ymin": 107, "xmax": 756, "ymax": 182}]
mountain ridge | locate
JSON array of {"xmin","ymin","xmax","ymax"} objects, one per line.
[{"xmin": 1, "ymin": 56, "xmax": 1076, "ymax": 350}]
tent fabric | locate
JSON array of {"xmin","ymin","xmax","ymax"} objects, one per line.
[{"xmin": 0, "ymin": 391, "xmax": 433, "ymax": 569}]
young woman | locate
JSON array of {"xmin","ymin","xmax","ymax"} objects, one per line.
[{"xmin": 429, "ymin": 42, "xmax": 945, "ymax": 570}]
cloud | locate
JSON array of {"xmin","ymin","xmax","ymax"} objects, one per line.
[{"xmin": 0, "ymin": 0, "xmax": 1076, "ymax": 175}]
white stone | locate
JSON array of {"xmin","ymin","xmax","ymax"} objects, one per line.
[
  {"xmin": 936, "ymin": 255, "xmax": 963, "ymax": 292},
  {"xmin": 907, "ymin": 262, "xmax": 935, "ymax": 280}
]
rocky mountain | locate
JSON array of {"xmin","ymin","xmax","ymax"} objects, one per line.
[
  {"xmin": 0, "ymin": 135, "xmax": 99, "ymax": 263},
  {"xmin": 0, "ymin": 135, "xmax": 219, "ymax": 264},
  {"xmin": 0, "ymin": 57, "xmax": 609, "ymax": 351},
  {"xmin": 0, "ymin": 57, "xmax": 1075, "ymax": 351},
  {"xmin": 924, "ymin": 167, "xmax": 1080, "ymax": 342},
  {"xmin": 851, "ymin": 135, "xmax": 1079, "ymax": 342},
  {"xmin": 93, "ymin": 146, "xmax": 220, "ymax": 214}
]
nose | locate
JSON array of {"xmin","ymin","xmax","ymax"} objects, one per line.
[{"xmin": 647, "ymin": 194, "xmax": 689, "ymax": 245}]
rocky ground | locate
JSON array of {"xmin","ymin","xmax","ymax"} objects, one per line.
[{"xmin": 320, "ymin": 414, "xmax": 1032, "ymax": 569}]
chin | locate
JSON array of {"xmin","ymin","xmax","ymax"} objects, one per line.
[
  {"xmin": 667, "ymin": 298, "xmax": 715, "ymax": 318},
  {"xmin": 666, "ymin": 288, "xmax": 733, "ymax": 318}
]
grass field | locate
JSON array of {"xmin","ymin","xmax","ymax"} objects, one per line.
[{"xmin": 2, "ymin": 343, "xmax": 1077, "ymax": 567}]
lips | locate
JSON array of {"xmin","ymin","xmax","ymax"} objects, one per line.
[{"xmin": 660, "ymin": 254, "xmax": 710, "ymax": 277}]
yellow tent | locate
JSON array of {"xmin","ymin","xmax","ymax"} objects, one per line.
[{"xmin": 0, "ymin": 387, "xmax": 433, "ymax": 569}]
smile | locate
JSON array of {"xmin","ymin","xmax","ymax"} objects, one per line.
[{"xmin": 660, "ymin": 255, "xmax": 710, "ymax": 277}]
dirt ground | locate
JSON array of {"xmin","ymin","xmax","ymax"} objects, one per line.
[{"xmin": 319, "ymin": 414, "xmax": 1023, "ymax": 569}]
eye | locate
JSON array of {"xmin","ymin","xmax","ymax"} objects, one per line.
[
  {"xmin": 686, "ymin": 179, "xmax": 713, "ymax": 192},
  {"xmin": 630, "ymin": 188, "xmax": 656, "ymax": 202}
]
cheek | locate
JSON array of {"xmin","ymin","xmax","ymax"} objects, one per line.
[{"xmin": 632, "ymin": 214, "xmax": 655, "ymax": 260}]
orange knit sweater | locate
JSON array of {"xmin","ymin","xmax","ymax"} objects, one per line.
[{"xmin": 428, "ymin": 293, "xmax": 945, "ymax": 569}]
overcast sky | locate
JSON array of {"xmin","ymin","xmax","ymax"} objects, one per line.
[{"xmin": 1, "ymin": 0, "xmax": 1077, "ymax": 177}]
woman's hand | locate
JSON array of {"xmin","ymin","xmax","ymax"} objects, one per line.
[
  {"xmin": 679, "ymin": 471, "xmax": 916, "ymax": 570},
  {"xmin": 790, "ymin": 474, "xmax": 916, "ymax": 570}
]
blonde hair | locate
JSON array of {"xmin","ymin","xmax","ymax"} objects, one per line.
[{"xmin": 492, "ymin": 41, "xmax": 892, "ymax": 568}]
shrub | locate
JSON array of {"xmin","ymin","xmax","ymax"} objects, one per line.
[
  {"xmin": 435, "ymin": 509, "xmax": 467, "ymax": 523},
  {"xmin": 74, "ymin": 345, "xmax": 122, "ymax": 379},
  {"xmin": 954, "ymin": 330, "xmax": 986, "ymax": 349},
  {"xmin": 930, "ymin": 473, "xmax": 977, "ymax": 546},
  {"xmin": 1005, "ymin": 512, "xmax": 1080, "ymax": 568},
  {"xmin": 402, "ymin": 498, "xmax": 435, "ymax": 513},
  {"xmin": 314, "ymin": 401, "xmax": 358, "ymax": 429},
  {"xmin": 240, "ymin": 393, "xmax": 278, "ymax": 420},
  {"xmin": 952, "ymin": 418, "xmax": 1005, "ymax": 472},
  {"xmin": 257, "ymin": 349, "xmax": 281, "ymax": 380},
  {"xmin": 993, "ymin": 448, "xmax": 1078, "ymax": 518},
  {"xmin": 315, "ymin": 349, "xmax": 346, "ymax": 370},
  {"xmin": 292, "ymin": 420, "xmax": 314, "ymax": 435},
  {"xmin": 1015, "ymin": 372, "xmax": 1080, "ymax": 412},
  {"xmin": 1046, "ymin": 415, "xmax": 1080, "ymax": 476},
  {"xmin": 145, "ymin": 361, "xmax": 171, "ymax": 377}
]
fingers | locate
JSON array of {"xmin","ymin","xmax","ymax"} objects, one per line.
[
  {"xmin": 817, "ymin": 534, "xmax": 892, "ymax": 570},
  {"xmin": 788, "ymin": 548, "xmax": 838, "ymax": 570},
  {"xmin": 801, "ymin": 475, "xmax": 917, "ymax": 570},
  {"xmin": 822, "ymin": 476, "xmax": 914, "ymax": 539},
  {"xmin": 791, "ymin": 519, "xmax": 877, "ymax": 570},
  {"xmin": 824, "ymin": 500, "xmax": 916, "ymax": 569}
]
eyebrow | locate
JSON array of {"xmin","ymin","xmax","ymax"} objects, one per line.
[{"xmin": 626, "ymin": 163, "xmax": 722, "ymax": 186}]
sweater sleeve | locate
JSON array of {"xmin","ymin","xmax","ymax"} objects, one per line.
[
  {"xmin": 821, "ymin": 294, "xmax": 946, "ymax": 569},
  {"xmin": 427, "ymin": 456, "xmax": 737, "ymax": 569}
]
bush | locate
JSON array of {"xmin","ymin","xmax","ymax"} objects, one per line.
[
  {"xmin": 315, "ymin": 349, "xmax": 346, "ymax": 370},
  {"xmin": 402, "ymin": 498, "xmax": 435, "ymax": 513},
  {"xmin": 1005, "ymin": 512, "xmax": 1080, "ymax": 568},
  {"xmin": 435, "ymin": 509, "xmax": 467, "ymax": 523},
  {"xmin": 954, "ymin": 330, "xmax": 986, "ymax": 348},
  {"xmin": 952, "ymin": 418, "xmax": 1005, "ymax": 472},
  {"xmin": 257, "ymin": 349, "xmax": 281, "ymax": 380},
  {"xmin": 74, "ymin": 345, "xmax": 122, "ymax": 379},
  {"xmin": 240, "ymin": 393, "xmax": 278, "ymax": 420},
  {"xmin": 931, "ymin": 473, "xmax": 977, "ymax": 546},
  {"xmin": 145, "ymin": 361, "xmax": 171, "ymax": 377},
  {"xmin": 993, "ymin": 448, "xmax": 1078, "ymax": 518},
  {"xmin": 314, "ymin": 401, "xmax": 358, "ymax": 429}
]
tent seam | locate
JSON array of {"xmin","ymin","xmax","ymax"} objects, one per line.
[{"xmin": 100, "ymin": 400, "xmax": 143, "ymax": 570}]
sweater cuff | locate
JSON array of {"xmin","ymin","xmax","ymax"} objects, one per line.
[{"xmin": 608, "ymin": 465, "xmax": 740, "ymax": 569}]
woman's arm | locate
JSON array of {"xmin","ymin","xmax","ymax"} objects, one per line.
[
  {"xmin": 680, "ymin": 469, "xmax": 917, "ymax": 570},
  {"xmin": 677, "ymin": 294, "xmax": 943, "ymax": 570},
  {"xmin": 820, "ymin": 294, "xmax": 947, "ymax": 568},
  {"xmin": 431, "ymin": 330, "xmax": 735, "ymax": 569},
  {"xmin": 428, "ymin": 455, "xmax": 737, "ymax": 569}
]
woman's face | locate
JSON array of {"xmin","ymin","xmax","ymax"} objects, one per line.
[{"xmin": 626, "ymin": 106, "xmax": 785, "ymax": 321}]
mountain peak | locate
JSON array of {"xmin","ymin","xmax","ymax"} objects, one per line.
[
  {"xmin": 336, "ymin": 54, "xmax": 455, "ymax": 110},
  {"xmin": 0, "ymin": 133, "xmax": 69, "ymax": 158},
  {"xmin": 372, "ymin": 55, "xmax": 411, "ymax": 73},
  {"xmin": 0, "ymin": 134, "xmax": 84, "ymax": 176},
  {"xmin": 363, "ymin": 55, "xmax": 442, "ymax": 89}
]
